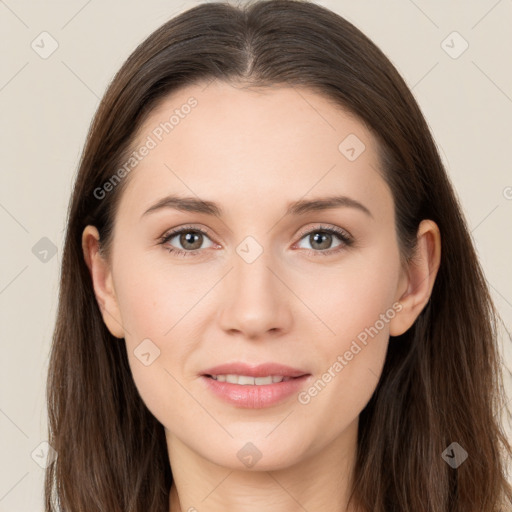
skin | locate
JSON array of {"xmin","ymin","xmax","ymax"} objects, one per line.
[{"xmin": 82, "ymin": 80, "xmax": 441, "ymax": 512}]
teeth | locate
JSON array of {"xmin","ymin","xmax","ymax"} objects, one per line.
[{"xmin": 210, "ymin": 374, "xmax": 293, "ymax": 385}]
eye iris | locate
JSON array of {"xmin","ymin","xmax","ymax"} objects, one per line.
[
  {"xmin": 180, "ymin": 231, "xmax": 202, "ymax": 250},
  {"xmin": 310, "ymin": 232, "xmax": 332, "ymax": 250}
]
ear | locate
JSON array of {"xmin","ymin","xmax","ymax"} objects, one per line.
[
  {"xmin": 82, "ymin": 225, "xmax": 125, "ymax": 339},
  {"xmin": 389, "ymin": 219, "xmax": 441, "ymax": 336}
]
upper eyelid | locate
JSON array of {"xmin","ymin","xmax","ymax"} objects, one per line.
[
  {"xmin": 296, "ymin": 224, "xmax": 351, "ymax": 240},
  {"xmin": 161, "ymin": 224, "xmax": 215, "ymax": 242}
]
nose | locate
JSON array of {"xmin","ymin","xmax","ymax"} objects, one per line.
[{"xmin": 217, "ymin": 244, "xmax": 293, "ymax": 340}]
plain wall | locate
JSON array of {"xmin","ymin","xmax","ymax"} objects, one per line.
[{"xmin": 1, "ymin": 0, "xmax": 511, "ymax": 509}]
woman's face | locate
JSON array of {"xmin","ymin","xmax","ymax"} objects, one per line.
[{"xmin": 87, "ymin": 80, "xmax": 415, "ymax": 471}]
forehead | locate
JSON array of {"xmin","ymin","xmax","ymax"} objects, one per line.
[{"xmin": 117, "ymin": 80, "xmax": 390, "ymax": 220}]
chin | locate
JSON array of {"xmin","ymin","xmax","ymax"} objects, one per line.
[{"xmin": 199, "ymin": 435, "xmax": 310, "ymax": 472}]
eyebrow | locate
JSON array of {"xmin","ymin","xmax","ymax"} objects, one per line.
[{"xmin": 141, "ymin": 194, "xmax": 373, "ymax": 219}]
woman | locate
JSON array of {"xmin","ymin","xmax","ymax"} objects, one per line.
[{"xmin": 45, "ymin": 0, "xmax": 512, "ymax": 510}]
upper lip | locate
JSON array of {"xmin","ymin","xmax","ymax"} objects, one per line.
[{"xmin": 201, "ymin": 362, "xmax": 309, "ymax": 378}]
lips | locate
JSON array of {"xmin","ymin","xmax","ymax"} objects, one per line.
[{"xmin": 199, "ymin": 362, "xmax": 311, "ymax": 408}]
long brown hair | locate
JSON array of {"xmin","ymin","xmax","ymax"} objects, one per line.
[{"xmin": 45, "ymin": 0, "xmax": 512, "ymax": 510}]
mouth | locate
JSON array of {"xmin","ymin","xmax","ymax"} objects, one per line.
[
  {"xmin": 204, "ymin": 374, "xmax": 303, "ymax": 385},
  {"xmin": 199, "ymin": 363, "xmax": 311, "ymax": 408}
]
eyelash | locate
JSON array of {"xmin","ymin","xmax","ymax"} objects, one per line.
[{"xmin": 158, "ymin": 224, "xmax": 353, "ymax": 258}]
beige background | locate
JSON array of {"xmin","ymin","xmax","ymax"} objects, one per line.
[{"xmin": 1, "ymin": 0, "xmax": 511, "ymax": 509}]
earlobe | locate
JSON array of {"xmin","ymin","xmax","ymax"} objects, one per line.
[
  {"xmin": 389, "ymin": 219, "xmax": 441, "ymax": 337},
  {"xmin": 81, "ymin": 225, "xmax": 125, "ymax": 339}
]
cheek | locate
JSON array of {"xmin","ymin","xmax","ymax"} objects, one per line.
[
  {"xmin": 110, "ymin": 253, "xmax": 215, "ymax": 426},
  {"xmin": 112, "ymin": 248, "xmax": 209, "ymax": 338},
  {"xmin": 300, "ymin": 243, "xmax": 401, "ymax": 345},
  {"xmin": 293, "ymin": 244, "xmax": 399, "ymax": 417}
]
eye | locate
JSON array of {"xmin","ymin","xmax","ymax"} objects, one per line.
[
  {"xmin": 158, "ymin": 224, "xmax": 353, "ymax": 258},
  {"xmin": 294, "ymin": 225, "xmax": 353, "ymax": 256},
  {"xmin": 158, "ymin": 225, "xmax": 216, "ymax": 258}
]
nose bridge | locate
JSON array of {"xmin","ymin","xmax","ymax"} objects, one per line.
[
  {"xmin": 234, "ymin": 241, "xmax": 274, "ymax": 296},
  {"xmin": 217, "ymin": 234, "xmax": 291, "ymax": 336}
]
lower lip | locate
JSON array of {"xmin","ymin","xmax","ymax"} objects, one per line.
[{"xmin": 200, "ymin": 375, "xmax": 311, "ymax": 409}]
